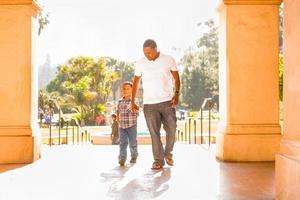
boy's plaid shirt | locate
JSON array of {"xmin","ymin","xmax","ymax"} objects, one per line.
[{"xmin": 117, "ymin": 98, "xmax": 138, "ymax": 129}]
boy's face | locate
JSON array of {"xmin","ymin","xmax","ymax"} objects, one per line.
[{"xmin": 122, "ymin": 84, "xmax": 132, "ymax": 98}]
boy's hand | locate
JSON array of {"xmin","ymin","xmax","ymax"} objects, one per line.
[{"xmin": 131, "ymin": 101, "xmax": 139, "ymax": 113}]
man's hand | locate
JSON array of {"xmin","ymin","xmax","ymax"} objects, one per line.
[
  {"xmin": 170, "ymin": 70, "xmax": 180, "ymax": 108},
  {"xmin": 171, "ymin": 93, "xmax": 179, "ymax": 108},
  {"xmin": 131, "ymin": 101, "xmax": 139, "ymax": 113}
]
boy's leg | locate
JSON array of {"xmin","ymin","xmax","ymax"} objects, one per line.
[
  {"xmin": 118, "ymin": 128, "xmax": 128, "ymax": 162},
  {"xmin": 127, "ymin": 125, "xmax": 138, "ymax": 160},
  {"xmin": 144, "ymin": 104, "xmax": 165, "ymax": 166},
  {"xmin": 161, "ymin": 102, "xmax": 177, "ymax": 161}
]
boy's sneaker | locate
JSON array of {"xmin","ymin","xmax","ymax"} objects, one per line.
[
  {"xmin": 130, "ymin": 158, "xmax": 137, "ymax": 163},
  {"xmin": 119, "ymin": 160, "xmax": 125, "ymax": 166}
]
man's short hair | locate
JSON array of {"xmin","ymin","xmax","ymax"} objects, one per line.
[
  {"xmin": 143, "ymin": 39, "xmax": 157, "ymax": 49},
  {"xmin": 122, "ymin": 81, "xmax": 133, "ymax": 87}
]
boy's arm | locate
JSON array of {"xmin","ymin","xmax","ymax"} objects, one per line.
[{"xmin": 131, "ymin": 76, "xmax": 141, "ymax": 112}]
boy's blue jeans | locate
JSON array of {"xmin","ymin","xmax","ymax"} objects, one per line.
[{"xmin": 119, "ymin": 125, "xmax": 138, "ymax": 161}]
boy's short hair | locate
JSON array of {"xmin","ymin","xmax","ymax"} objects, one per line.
[
  {"xmin": 143, "ymin": 39, "xmax": 157, "ymax": 49},
  {"xmin": 111, "ymin": 114, "xmax": 117, "ymax": 118},
  {"xmin": 122, "ymin": 81, "xmax": 133, "ymax": 87}
]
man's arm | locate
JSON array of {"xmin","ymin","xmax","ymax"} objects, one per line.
[
  {"xmin": 131, "ymin": 76, "xmax": 141, "ymax": 112},
  {"xmin": 170, "ymin": 70, "xmax": 180, "ymax": 107}
]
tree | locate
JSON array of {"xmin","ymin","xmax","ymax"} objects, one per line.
[
  {"xmin": 46, "ymin": 56, "xmax": 119, "ymax": 124},
  {"xmin": 38, "ymin": 90, "xmax": 62, "ymax": 112},
  {"xmin": 279, "ymin": 3, "xmax": 283, "ymax": 102},
  {"xmin": 279, "ymin": 3, "xmax": 283, "ymax": 53},
  {"xmin": 38, "ymin": 12, "xmax": 50, "ymax": 35},
  {"xmin": 105, "ymin": 57, "xmax": 135, "ymax": 101},
  {"xmin": 180, "ymin": 19, "xmax": 219, "ymax": 110},
  {"xmin": 279, "ymin": 55, "xmax": 283, "ymax": 101},
  {"xmin": 35, "ymin": 1, "xmax": 50, "ymax": 35}
]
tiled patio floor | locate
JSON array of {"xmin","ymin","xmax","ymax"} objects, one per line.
[{"xmin": 0, "ymin": 144, "xmax": 275, "ymax": 200}]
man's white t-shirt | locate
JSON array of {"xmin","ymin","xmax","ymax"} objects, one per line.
[{"xmin": 135, "ymin": 52, "xmax": 178, "ymax": 104}]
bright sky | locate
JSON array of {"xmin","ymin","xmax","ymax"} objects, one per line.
[{"xmin": 37, "ymin": 0, "xmax": 219, "ymax": 67}]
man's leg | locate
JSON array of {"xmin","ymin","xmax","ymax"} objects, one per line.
[
  {"xmin": 161, "ymin": 102, "xmax": 177, "ymax": 161},
  {"xmin": 144, "ymin": 104, "xmax": 165, "ymax": 166},
  {"xmin": 127, "ymin": 125, "xmax": 138, "ymax": 160}
]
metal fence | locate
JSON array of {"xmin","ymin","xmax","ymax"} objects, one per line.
[
  {"xmin": 176, "ymin": 98, "xmax": 217, "ymax": 147},
  {"xmin": 47, "ymin": 117, "xmax": 91, "ymax": 146}
]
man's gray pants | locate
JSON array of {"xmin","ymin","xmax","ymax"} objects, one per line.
[{"xmin": 143, "ymin": 100, "xmax": 177, "ymax": 166}]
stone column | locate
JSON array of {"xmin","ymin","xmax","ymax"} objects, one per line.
[
  {"xmin": 0, "ymin": 0, "xmax": 41, "ymax": 163},
  {"xmin": 217, "ymin": 0, "xmax": 282, "ymax": 161},
  {"xmin": 275, "ymin": 0, "xmax": 300, "ymax": 198}
]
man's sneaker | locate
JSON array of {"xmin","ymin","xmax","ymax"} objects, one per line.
[
  {"xmin": 119, "ymin": 160, "xmax": 125, "ymax": 166},
  {"xmin": 130, "ymin": 158, "xmax": 137, "ymax": 163}
]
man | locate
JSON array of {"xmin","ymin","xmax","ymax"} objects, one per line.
[{"xmin": 131, "ymin": 39, "xmax": 180, "ymax": 170}]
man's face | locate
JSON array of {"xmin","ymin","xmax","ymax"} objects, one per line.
[{"xmin": 143, "ymin": 47, "xmax": 158, "ymax": 61}]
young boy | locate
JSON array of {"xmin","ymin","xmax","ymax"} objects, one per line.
[
  {"xmin": 117, "ymin": 82, "xmax": 139, "ymax": 166},
  {"xmin": 110, "ymin": 114, "xmax": 119, "ymax": 145}
]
